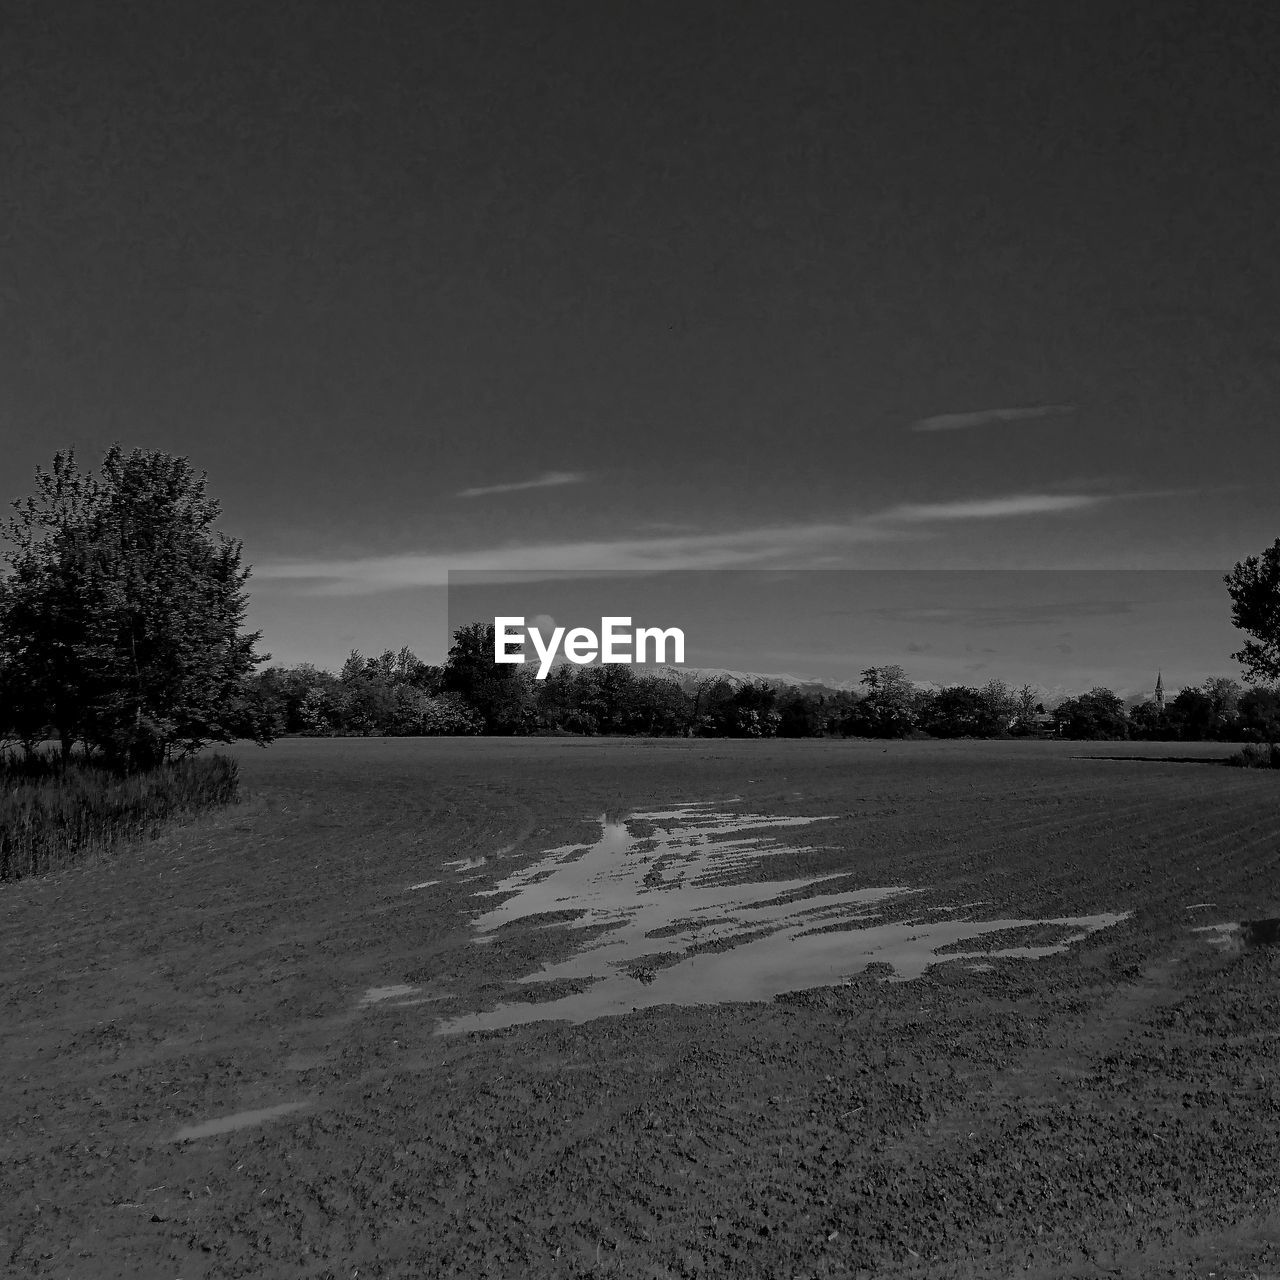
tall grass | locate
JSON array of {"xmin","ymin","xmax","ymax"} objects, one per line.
[
  {"xmin": 0, "ymin": 754, "xmax": 239, "ymax": 882},
  {"xmin": 1229, "ymin": 742, "xmax": 1280, "ymax": 770}
]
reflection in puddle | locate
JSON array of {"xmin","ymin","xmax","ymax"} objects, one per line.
[
  {"xmin": 360, "ymin": 984, "xmax": 418, "ymax": 1006},
  {"xmin": 360, "ymin": 983, "xmax": 455, "ymax": 1010},
  {"xmin": 1195, "ymin": 918, "xmax": 1280, "ymax": 951},
  {"xmin": 171, "ymin": 1101, "xmax": 308, "ymax": 1141},
  {"xmin": 445, "ymin": 857, "xmax": 487, "ymax": 872},
  {"xmin": 436, "ymin": 805, "xmax": 1130, "ymax": 1034},
  {"xmin": 406, "ymin": 879, "xmax": 440, "ymax": 891},
  {"xmin": 1245, "ymin": 918, "xmax": 1280, "ymax": 947}
]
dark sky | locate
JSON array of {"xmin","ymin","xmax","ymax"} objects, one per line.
[{"xmin": 4, "ymin": 1, "xmax": 1278, "ymax": 679}]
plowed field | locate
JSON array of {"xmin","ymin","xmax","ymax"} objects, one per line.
[{"xmin": 3, "ymin": 738, "xmax": 1278, "ymax": 1278}]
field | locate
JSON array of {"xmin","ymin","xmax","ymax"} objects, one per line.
[{"xmin": 3, "ymin": 737, "xmax": 1279, "ymax": 1278}]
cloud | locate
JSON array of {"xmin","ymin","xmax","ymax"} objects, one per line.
[
  {"xmin": 456, "ymin": 470, "xmax": 589, "ymax": 498},
  {"xmin": 254, "ymin": 490, "xmax": 1117, "ymax": 596},
  {"xmin": 879, "ymin": 493, "xmax": 1104, "ymax": 521},
  {"xmin": 868, "ymin": 601, "xmax": 1135, "ymax": 629},
  {"xmin": 255, "ymin": 521, "xmax": 904, "ymax": 594},
  {"xmin": 910, "ymin": 404, "xmax": 1076, "ymax": 433}
]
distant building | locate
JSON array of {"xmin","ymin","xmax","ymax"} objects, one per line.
[{"xmin": 1155, "ymin": 671, "xmax": 1165, "ymax": 710}]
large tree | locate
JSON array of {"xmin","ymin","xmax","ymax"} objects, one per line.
[
  {"xmin": 0, "ymin": 447, "xmax": 269, "ymax": 768},
  {"xmin": 442, "ymin": 621, "xmax": 536, "ymax": 733},
  {"xmin": 1053, "ymin": 687, "xmax": 1129, "ymax": 740},
  {"xmin": 848, "ymin": 664, "xmax": 922, "ymax": 738},
  {"xmin": 1225, "ymin": 538, "xmax": 1280, "ymax": 684}
]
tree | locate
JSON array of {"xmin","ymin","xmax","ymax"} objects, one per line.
[
  {"xmin": 1164, "ymin": 688, "xmax": 1217, "ymax": 742},
  {"xmin": 1013, "ymin": 684, "xmax": 1039, "ymax": 721},
  {"xmin": 1159, "ymin": 677, "xmax": 1244, "ymax": 742},
  {"xmin": 0, "ymin": 447, "xmax": 269, "ymax": 768},
  {"xmin": 442, "ymin": 622, "xmax": 536, "ymax": 733},
  {"xmin": 1202, "ymin": 676, "xmax": 1242, "ymax": 721},
  {"xmin": 1127, "ymin": 699, "xmax": 1170, "ymax": 741},
  {"xmin": 850, "ymin": 665, "xmax": 921, "ymax": 737},
  {"xmin": 975, "ymin": 679, "xmax": 1012, "ymax": 727},
  {"xmin": 1237, "ymin": 687, "xmax": 1280, "ymax": 743},
  {"xmin": 1225, "ymin": 539, "xmax": 1280, "ymax": 684},
  {"xmin": 776, "ymin": 688, "xmax": 826, "ymax": 738},
  {"xmin": 1053, "ymin": 687, "xmax": 1128, "ymax": 740},
  {"xmin": 922, "ymin": 686, "xmax": 990, "ymax": 738}
]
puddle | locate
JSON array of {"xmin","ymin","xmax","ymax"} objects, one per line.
[
  {"xmin": 171, "ymin": 1101, "xmax": 308, "ymax": 1142},
  {"xmin": 1196, "ymin": 918, "xmax": 1280, "ymax": 951},
  {"xmin": 390, "ymin": 992, "xmax": 454, "ymax": 1008},
  {"xmin": 360, "ymin": 984, "xmax": 418, "ymax": 1006},
  {"xmin": 435, "ymin": 805, "xmax": 1130, "ymax": 1034},
  {"xmin": 444, "ymin": 857, "xmax": 487, "ymax": 872},
  {"xmin": 406, "ymin": 880, "xmax": 440, "ymax": 891},
  {"xmin": 360, "ymin": 983, "xmax": 455, "ymax": 1010},
  {"xmin": 1244, "ymin": 918, "xmax": 1280, "ymax": 947}
]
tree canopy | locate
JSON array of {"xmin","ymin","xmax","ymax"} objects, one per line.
[
  {"xmin": 1225, "ymin": 538, "xmax": 1280, "ymax": 684},
  {"xmin": 0, "ymin": 447, "xmax": 269, "ymax": 768}
]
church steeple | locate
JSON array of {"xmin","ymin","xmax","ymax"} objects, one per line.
[{"xmin": 1155, "ymin": 671, "xmax": 1164, "ymax": 709}]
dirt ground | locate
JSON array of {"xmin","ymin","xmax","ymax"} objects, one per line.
[{"xmin": 3, "ymin": 737, "xmax": 1279, "ymax": 1278}]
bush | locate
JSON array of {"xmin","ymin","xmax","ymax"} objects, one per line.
[
  {"xmin": 0, "ymin": 752, "xmax": 239, "ymax": 882},
  {"xmin": 1229, "ymin": 743, "xmax": 1280, "ymax": 770}
]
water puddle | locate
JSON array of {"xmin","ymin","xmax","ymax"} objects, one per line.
[
  {"xmin": 1195, "ymin": 918, "xmax": 1280, "ymax": 951},
  {"xmin": 360, "ymin": 983, "xmax": 455, "ymax": 1010},
  {"xmin": 435, "ymin": 804, "xmax": 1130, "ymax": 1034},
  {"xmin": 1245, "ymin": 918, "xmax": 1280, "ymax": 947},
  {"xmin": 406, "ymin": 879, "xmax": 440, "ymax": 891},
  {"xmin": 360, "ymin": 984, "xmax": 418, "ymax": 1006},
  {"xmin": 171, "ymin": 1101, "xmax": 308, "ymax": 1142},
  {"xmin": 445, "ymin": 857, "xmax": 487, "ymax": 872}
]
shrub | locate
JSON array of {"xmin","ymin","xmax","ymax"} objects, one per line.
[
  {"xmin": 0, "ymin": 753, "xmax": 239, "ymax": 882},
  {"xmin": 1228, "ymin": 743, "xmax": 1280, "ymax": 770}
]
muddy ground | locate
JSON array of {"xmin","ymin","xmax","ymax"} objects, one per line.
[{"xmin": 2, "ymin": 737, "xmax": 1279, "ymax": 1278}]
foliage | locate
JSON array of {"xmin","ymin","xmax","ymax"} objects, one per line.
[
  {"xmin": 247, "ymin": 649, "xmax": 468, "ymax": 735},
  {"xmin": 843, "ymin": 666, "xmax": 922, "ymax": 738},
  {"xmin": 0, "ymin": 448, "xmax": 268, "ymax": 769},
  {"xmin": 1053, "ymin": 688, "xmax": 1129, "ymax": 740},
  {"xmin": 1229, "ymin": 742, "xmax": 1280, "ymax": 770},
  {"xmin": 1127, "ymin": 699, "xmax": 1170, "ymax": 741},
  {"xmin": 1225, "ymin": 538, "xmax": 1280, "ymax": 684},
  {"xmin": 0, "ymin": 752, "xmax": 239, "ymax": 882},
  {"xmin": 1237, "ymin": 687, "xmax": 1280, "ymax": 744},
  {"xmin": 443, "ymin": 622, "xmax": 537, "ymax": 733},
  {"xmin": 775, "ymin": 688, "xmax": 828, "ymax": 738},
  {"xmin": 222, "ymin": 618, "xmax": 1280, "ymax": 745}
]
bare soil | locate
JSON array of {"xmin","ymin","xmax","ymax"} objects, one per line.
[{"xmin": 3, "ymin": 737, "xmax": 1279, "ymax": 1278}]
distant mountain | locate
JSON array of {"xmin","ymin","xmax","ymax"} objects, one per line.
[
  {"xmin": 540, "ymin": 657, "xmax": 1173, "ymax": 705},
  {"xmin": 645, "ymin": 665, "xmax": 863, "ymax": 695}
]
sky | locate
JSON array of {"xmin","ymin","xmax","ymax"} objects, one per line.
[{"xmin": 3, "ymin": 2, "xmax": 1278, "ymax": 693}]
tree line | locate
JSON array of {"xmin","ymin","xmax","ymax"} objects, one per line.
[
  {"xmin": 240, "ymin": 623, "xmax": 1280, "ymax": 743},
  {"xmin": 3, "ymin": 448, "xmax": 1279, "ymax": 763}
]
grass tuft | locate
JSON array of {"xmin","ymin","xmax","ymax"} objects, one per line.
[{"xmin": 0, "ymin": 753, "xmax": 239, "ymax": 882}]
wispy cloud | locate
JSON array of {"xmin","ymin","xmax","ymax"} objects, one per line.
[
  {"xmin": 456, "ymin": 470, "xmax": 588, "ymax": 498},
  {"xmin": 255, "ymin": 489, "xmax": 1115, "ymax": 595},
  {"xmin": 867, "ymin": 601, "xmax": 1135, "ymax": 629},
  {"xmin": 255, "ymin": 522, "xmax": 903, "ymax": 593},
  {"xmin": 880, "ymin": 493, "xmax": 1104, "ymax": 521},
  {"xmin": 911, "ymin": 404, "xmax": 1076, "ymax": 433}
]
